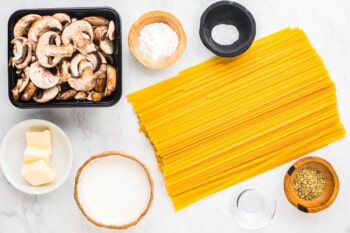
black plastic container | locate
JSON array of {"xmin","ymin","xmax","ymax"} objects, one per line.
[
  {"xmin": 8, "ymin": 7, "xmax": 122, "ymax": 108},
  {"xmin": 199, "ymin": 1, "xmax": 256, "ymax": 57}
]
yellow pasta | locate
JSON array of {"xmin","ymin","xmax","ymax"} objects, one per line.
[{"xmin": 127, "ymin": 28, "xmax": 345, "ymax": 210}]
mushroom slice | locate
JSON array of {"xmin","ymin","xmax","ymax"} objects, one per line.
[
  {"xmin": 61, "ymin": 20, "xmax": 96, "ymax": 55},
  {"xmin": 100, "ymin": 39, "xmax": 114, "ymax": 55},
  {"xmin": 13, "ymin": 14, "xmax": 41, "ymax": 38},
  {"xmin": 9, "ymin": 37, "xmax": 33, "ymax": 69},
  {"xmin": 21, "ymin": 81, "xmax": 37, "ymax": 101},
  {"xmin": 33, "ymin": 85, "xmax": 59, "ymax": 103},
  {"xmin": 75, "ymin": 91, "xmax": 88, "ymax": 100},
  {"xmin": 29, "ymin": 61, "xmax": 60, "ymax": 89},
  {"xmin": 27, "ymin": 16, "xmax": 63, "ymax": 46},
  {"xmin": 70, "ymin": 53, "xmax": 101, "ymax": 77},
  {"xmin": 52, "ymin": 13, "xmax": 71, "ymax": 26},
  {"xmin": 104, "ymin": 64, "xmax": 117, "ymax": 97},
  {"xmin": 94, "ymin": 26, "xmax": 108, "ymax": 42},
  {"xmin": 70, "ymin": 53, "xmax": 86, "ymax": 77},
  {"xmin": 68, "ymin": 66, "xmax": 96, "ymax": 92},
  {"xmin": 57, "ymin": 89, "xmax": 77, "ymax": 101},
  {"xmin": 107, "ymin": 20, "xmax": 115, "ymax": 41},
  {"xmin": 87, "ymin": 91, "xmax": 103, "ymax": 102},
  {"xmin": 86, "ymin": 52, "xmax": 101, "ymax": 72},
  {"xmin": 11, "ymin": 67, "xmax": 30, "ymax": 100},
  {"xmin": 94, "ymin": 71, "xmax": 107, "ymax": 93},
  {"xmin": 59, "ymin": 59, "xmax": 72, "ymax": 83},
  {"xmin": 36, "ymin": 31, "xmax": 74, "ymax": 68},
  {"xmin": 97, "ymin": 51, "xmax": 107, "ymax": 64},
  {"xmin": 83, "ymin": 16, "xmax": 109, "ymax": 26}
]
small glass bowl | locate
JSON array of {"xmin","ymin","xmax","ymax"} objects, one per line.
[{"xmin": 230, "ymin": 184, "xmax": 276, "ymax": 229}]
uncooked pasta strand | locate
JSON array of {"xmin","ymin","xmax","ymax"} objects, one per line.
[
  {"xmin": 148, "ymin": 66, "xmax": 328, "ymax": 146},
  {"xmin": 155, "ymin": 77, "xmax": 333, "ymax": 155},
  {"xmin": 144, "ymin": 53, "xmax": 323, "ymax": 131},
  {"xmin": 164, "ymin": 104, "xmax": 338, "ymax": 188},
  {"xmin": 172, "ymin": 126, "xmax": 344, "ymax": 210},
  {"xmin": 130, "ymin": 30, "xmax": 312, "ymax": 114},
  {"xmin": 162, "ymin": 100, "xmax": 337, "ymax": 179}
]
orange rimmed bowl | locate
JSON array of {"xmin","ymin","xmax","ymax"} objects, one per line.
[{"xmin": 284, "ymin": 156, "xmax": 339, "ymax": 213}]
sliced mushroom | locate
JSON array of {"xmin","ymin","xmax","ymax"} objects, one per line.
[
  {"xmin": 59, "ymin": 59, "xmax": 72, "ymax": 83},
  {"xmin": 70, "ymin": 52, "xmax": 101, "ymax": 77},
  {"xmin": 21, "ymin": 81, "xmax": 37, "ymax": 101},
  {"xmin": 94, "ymin": 26, "xmax": 108, "ymax": 42},
  {"xmin": 28, "ymin": 61, "xmax": 60, "ymax": 89},
  {"xmin": 11, "ymin": 67, "xmax": 30, "ymax": 100},
  {"xmin": 97, "ymin": 51, "xmax": 107, "ymax": 64},
  {"xmin": 13, "ymin": 14, "xmax": 41, "ymax": 38},
  {"xmin": 36, "ymin": 31, "xmax": 74, "ymax": 68},
  {"xmin": 86, "ymin": 53, "xmax": 102, "ymax": 72},
  {"xmin": 94, "ymin": 71, "xmax": 107, "ymax": 93},
  {"xmin": 52, "ymin": 13, "xmax": 71, "ymax": 26},
  {"xmin": 9, "ymin": 37, "xmax": 33, "ymax": 69},
  {"xmin": 104, "ymin": 64, "xmax": 117, "ymax": 97},
  {"xmin": 27, "ymin": 16, "xmax": 63, "ymax": 46},
  {"xmin": 75, "ymin": 91, "xmax": 87, "ymax": 100},
  {"xmin": 83, "ymin": 16, "xmax": 109, "ymax": 26},
  {"xmin": 100, "ymin": 39, "xmax": 114, "ymax": 55},
  {"xmin": 70, "ymin": 53, "xmax": 85, "ymax": 77},
  {"xmin": 56, "ymin": 89, "xmax": 77, "ymax": 100},
  {"xmin": 107, "ymin": 20, "xmax": 115, "ymax": 41},
  {"xmin": 61, "ymin": 20, "xmax": 96, "ymax": 55},
  {"xmin": 78, "ymin": 60, "xmax": 94, "ymax": 74},
  {"xmin": 33, "ymin": 85, "xmax": 59, "ymax": 103},
  {"xmin": 93, "ymin": 63, "xmax": 107, "ymax": 80},
  {"xmin": 68, "ymin": 65, "xmax": 96, "ymax": 91},
  {"xmin": 87, "ymin": 91, "xmax": 103, "ymax": 102}
]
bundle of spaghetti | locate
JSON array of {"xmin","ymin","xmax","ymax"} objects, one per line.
[{"xmin": 127, "ymin": 28, "xmax": 345, "ymax": 210}]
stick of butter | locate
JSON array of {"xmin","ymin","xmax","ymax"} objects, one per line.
[{"xmin": 21, "ymin": 159, "xmax": 55, "ymax": 186}]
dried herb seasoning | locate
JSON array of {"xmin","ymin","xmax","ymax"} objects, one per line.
[{"xmin": 292, "ymin": 166, "xmax": 325, "ymax": 200}]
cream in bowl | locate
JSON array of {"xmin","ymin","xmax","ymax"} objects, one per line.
[{"xmin": 74, "ymin": 151, "xmax": 154, "ymax": 229}]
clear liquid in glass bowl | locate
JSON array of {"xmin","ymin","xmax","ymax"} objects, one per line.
[{"xmin": 231, "ymin": 184, "xmax": 276, "ymax": 229}]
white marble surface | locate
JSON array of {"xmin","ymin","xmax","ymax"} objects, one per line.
[{"xmin": 1, "ymin": 0, "xmax": 350, "ymax": 232}]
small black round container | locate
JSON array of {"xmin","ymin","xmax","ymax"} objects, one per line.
[{"xmin": 199, "ymin": 1, "xmax": 256, "ymax": 57}]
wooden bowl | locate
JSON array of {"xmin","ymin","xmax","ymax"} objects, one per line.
[
  {"xmin": 74, "ymin": 151, "xmax": 154, "ymax": 229},
  {"xmin": 128, "ymin": 10, "xmax": 187, "ymax": 69},
  {"xmin": 284, "ymin": 156, "xmax": 339, "ymax": 213}
]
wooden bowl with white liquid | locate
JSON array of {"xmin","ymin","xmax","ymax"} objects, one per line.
[
  {"xmin": 74, "ymin": 151, "xmax": 154, "ymax": 229},
  {"xmin": 128, "ymin": 10, "xmax": 187, "ymax": 69}
]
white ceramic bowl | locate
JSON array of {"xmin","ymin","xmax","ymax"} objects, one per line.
[{"xmin": 0, "ymin": 119, "xmax": 73, "ymax": 194}]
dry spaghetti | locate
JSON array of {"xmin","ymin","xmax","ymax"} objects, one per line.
[{"xmin": 127, "ymin": 28, "xmax": 345, "ymax": 210}]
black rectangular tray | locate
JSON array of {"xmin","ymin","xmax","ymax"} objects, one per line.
[{"xmin": 8, "ymin": 7, "xmax": 122, "ymax": 108}]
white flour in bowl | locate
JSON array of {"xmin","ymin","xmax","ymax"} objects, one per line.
[{"xmin": 139, "ymin": 22, "xmax": 179, "ymax": 61}]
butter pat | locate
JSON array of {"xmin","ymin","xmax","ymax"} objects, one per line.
[
  {"xmin": 26, "ymin": 130, "xmax": 52, "ymax": 151},
  {"xmin": 24, "ymin": 147, "xmax": 51, "ymax": 164},
  {"xmin": 22, "ymin": 129, "xmax": 55, "ymax": 186},
  {"xmin": 21, "ymin": 160, "xmax": 55, "ymax": 186}
]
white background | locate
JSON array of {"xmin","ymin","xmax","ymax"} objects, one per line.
[{"xmin": 1, "ymin": 0, "xmax": 350, "ymax": 232}]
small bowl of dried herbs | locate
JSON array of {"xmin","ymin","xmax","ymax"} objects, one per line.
[{"xmin": 283, "ymin": 156, "xmax": 339, "ymax": 213}]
